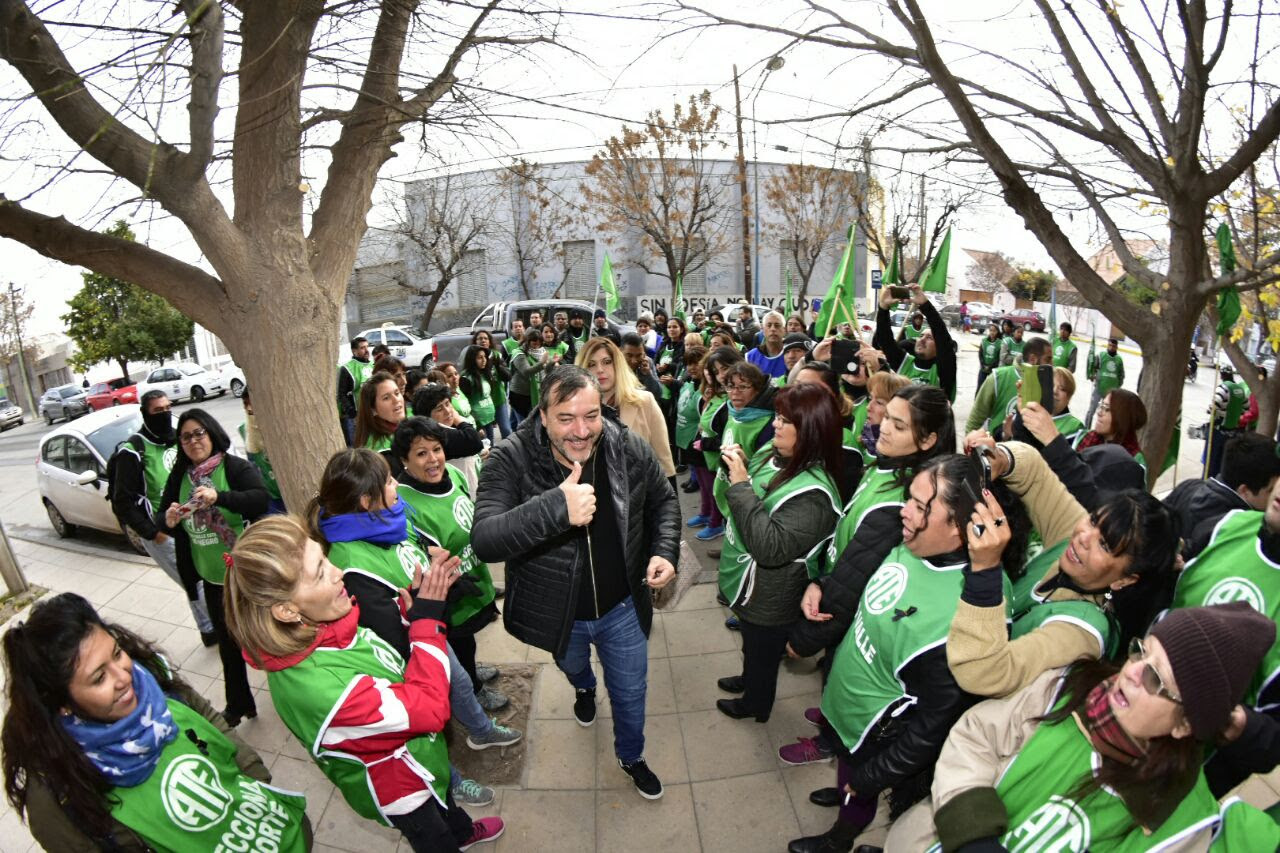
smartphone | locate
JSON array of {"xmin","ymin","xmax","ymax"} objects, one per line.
[
  {"xmin": 832, "ymin": 339, "xmax": 861, "ymax": 376},
  {"xmin": 888, "ymin": 285, "xmax": 912, "ymax": 299},
  {"xmin": 972, "ymin": 445, "xmax": 994, "ymax": 492},
  {"xmin": 1018, "ymin": 363, "xmax": 1055, "ymax": 410}
]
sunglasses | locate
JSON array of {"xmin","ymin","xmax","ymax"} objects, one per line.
[{"xmin": 1128, "ymin": 637, "xmax": 1182, "ymax": 704}]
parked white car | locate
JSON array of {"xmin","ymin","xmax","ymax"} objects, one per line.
[
  {"xmin": 357, "ymin": 324, "xmax": 437, "ymax": 370},
  {"xmin": 135, "ymin": 362, "xmax": 226, "ymax": 403},
  {"xmin": 0, "ymin": 396, "xmax": 24, "ymax": 430},
  {"xmin": 36, "ymin": 404, "xmax": 151, "ymax": 554}
]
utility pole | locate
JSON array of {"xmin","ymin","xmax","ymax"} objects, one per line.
[
  {"xmin": 733, "ymin": 66, "xmax": 752, "ymax": 303},
  {"xmin": 917, "ymin": 174, "xmax": 927, "ymax": 279},
  {"xmin": 6, "ymin": 283, "xmax": 37, "ymax": 415}
]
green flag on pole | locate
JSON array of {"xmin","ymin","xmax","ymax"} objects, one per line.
[
  {"xmin": 1215, "ymin": 223, "xmax": 1240, "ymax": 337},
  {"xmin": 784, "ymin": 270, "xmax": 794, "ymax": 320},
  {"xmin": 673, "ymin": 273, "xmax": 686, "ymax": 322},
  {"xmin": 815, "ymin": 234, "xmax": 856, "ymax": 338},
  {"xmin": 919, "ymin": 228, "xmax": 952, "ymax": 294},
  {"xmin": 884, "ymin": 241, "xmax": 901, "ymax": 286},
  {"xmin": 600, "ymin": 254, "xmax": 621, "ymax": 314}
]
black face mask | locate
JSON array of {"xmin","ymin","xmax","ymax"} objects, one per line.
[{"xmin": 143, "ymin": 410, "xmax": 174, "ymax": 441}]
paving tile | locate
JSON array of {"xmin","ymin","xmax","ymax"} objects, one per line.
[
  {"xmin": 494, "ymin": 789, "xmax": 594, "ymax": 852},
  {"xmin": 596, "ymin": 710, "xmax": 688, "ymax": 788},
  {"xmin": 523, "ymin": 717, "xmax": 597, "ymax": 790},
  {"xmin": 780, "ymin": 761, "xmax": 841, "ymax": 836},
  {"xmin": 680, "ymin": 708, "xmax": 778, "ymax": 782},
  {"xmin": 668, "ymin": 649, "xmax": 742, "ymax": 712},
  {"xmin": 663, "ymin": 609, "xmax": 741, "ymax": 657},
  {"xmin": 474, "ymin": 623, "xmax": 532, "ymax": 664},
  {"xmin": 266, "ymin": 753, "xmax": 336, "ymax": 827},
  {"xmin": 181, "ymin": 640, "xmax": 225, "ymax": 678},
  {"xmin": 533, "ymin": 660, "xmax": 601, "ymax": 720},
  {"xmin": 668, "ymin": 581, "xmax": 722, "ymax": 612},
  {"xmin": 0, "ymin": 805, "xmax": 37, "ymax": 853},
  {"xmin": 647, "ymin": 612, "xmax": 669, "ymax": 658},
  {"xmin": 313, "ymin": 789, "xmax": 403, "ymax": 851},
  {"xmin": 691, "ymin": 771, "xmax": 799, "ymax": 853},
  {"xmin": 763, "ymin": 693, "xmax": 827, "ymax": 755},
  {"xmin": 237, "ymin": 703, "xmax": 295, "ymax": 755},
  {"xmin": 775, "ymin": 656, "xmax": 823, "ymax": 701},
  {"xmin": 158, "ymin": 623, "xmax": 205, "ymax": 665},
  {"xmin": 597, "ymin": 782, "xmax": 698, "ymax": 851},
  {"xmin": 600, "ymin": 656, "xmax": 678, "ymax": 719}
]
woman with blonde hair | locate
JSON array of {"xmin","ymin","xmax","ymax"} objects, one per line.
[{"xmin": 577, "ymin": 336, "xmax": 676, "ymax": 479}]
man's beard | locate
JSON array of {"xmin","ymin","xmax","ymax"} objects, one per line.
[{"xmin": 551, "ymin": 431, "xmax": 601, "ymax": 465}]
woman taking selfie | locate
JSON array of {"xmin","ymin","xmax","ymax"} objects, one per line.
[{"xmin": 2, "ymin": 593, "xmax": 310, "ymax": 851}]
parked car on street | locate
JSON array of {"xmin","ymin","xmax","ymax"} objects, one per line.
[
  {"xmin": 939, "ymin": 301, "xmax": 997, "ymax": 330},
  {"xmin": 85, "ymin": 377, "xmax": 139, "ymax": 410},
  {"xmin": 38, "ymin": 383, "xmax": 90, "ymax": 424},
  {"xmin": 216, "ymin": 362, "xmax": 246, "ymax": 397},
  {"xmin": 997, "ymin": 308, "xmax": 1047, "ymax": 332},
  {"xmin": 356, "ymin": 324, "xmax": 437, "ymax": 370},
  {"xmin": 36, "ymin": 404, "xmax": 151, "ymax": 554},
  {"xmin": 0, "ymin": 397, "xmax": 23, "ymax": 430},
  {"xmin": 134, "ymin": 362, "xmax": 226, "ymax": 403},
  {"xmin": 430, "ymin": 300, "xmax": 635, "ymax": 364}
]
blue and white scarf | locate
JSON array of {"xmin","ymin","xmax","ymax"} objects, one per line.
[
  {"xmin": 61, "ymin": 664, "xmax": 177, "ymax": 787},
  {"xmin": 318, "ymin": 497, "xmax": 410, "ymax": 545}
]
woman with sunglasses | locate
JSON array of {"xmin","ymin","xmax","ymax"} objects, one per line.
[
  {"xmin": 159, "ymin": 409, "xmax": 269, "ymax": 727},
  {"xmin": 887, "ymin": 602, "xmax": 1273, "ymax": 851}
]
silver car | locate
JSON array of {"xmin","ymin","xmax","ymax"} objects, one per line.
[
  {"xmin": 36, "ymin": 404, "xmax": 150, "ymax": 554},
  {"xmin": 38, "ymin": 383, "xmax": 90, "ymax": 424},
  {"xmin": 0, "ymin": 397, "xmax": 22, "ymax": 430}
]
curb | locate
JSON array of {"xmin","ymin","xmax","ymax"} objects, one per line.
[{"xmin": 8, "ymin": 527, "xmax": 152, "ymax": 565}]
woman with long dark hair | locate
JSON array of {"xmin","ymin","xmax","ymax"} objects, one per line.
[
  {"xmin": 510, "ymin": 327, "xmax": 552, "ymax": 416},
  {"xmin": 887, "ymin": 602, "xmax": 1271, "ymax": 851},
  {"xmin": 715, "ymin": 383, "xmax": 842, "ymax": 722},
  {"xmin": 655, "ymin": 316, "xmax": 687, "ymax": 397},
  {"xmin": 459, "ymin": 344, "xmax": 506, "ymax": 443},
  {"xmin": 689, "ymin": 345, "xmax": 745, "ymax": 541},
  {"xmin": 160, "ymin": 408, "xmax": 268, "ymax": 726},
  {"xmin": 354, "ymin": 370, "xmax": 405, "ymax": 451},
  {"xmin": 473, "ymin": 329, "xmax": 514, "ymax": 438},
  {"xmin": 1078, "ymin": 387, "xmax": 1147, "ymax": 457},
  {"xmin": 2, "ymin": 594, "xmax": 310, "ymax": 851}
]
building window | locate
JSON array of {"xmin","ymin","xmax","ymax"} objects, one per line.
[
  {"xmin": 457, "ymin": 249, "xmax": 488, "ymax": 308},
  {"xmin": 355, "ymin": 261, "xmax": 409, "ymax": 325},
  {"xmin": 563, "ymin": 240, "xmax": 596, "ymax": 300},
  {"xmin": 779, "ymin": 239, "xmax": 802, "ymax": 290},
  {"xmin": 677, "ymin": 240, "xmax": 707, "ymax": 293}
]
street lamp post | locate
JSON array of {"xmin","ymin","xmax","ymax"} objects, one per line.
[{"xmin": 750, "ymin": 56, "xmax": 784, "ymax": 306}]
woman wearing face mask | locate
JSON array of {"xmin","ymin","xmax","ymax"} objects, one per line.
[
  {"xmin": 715, "ymin": 383, "xmax": 842, "ymax": 723},
  {"xmin": 787, "ymin": 456, "xmax": 1019, "ymax": 852},
  {"xmin": 2, "ymin": 594, "xmax": 311, "ymax": 852},
  {"xmin": 951, "ymin": 433, "xmax": 1180, "ymax": 700},
  {"xmin": 689, "ymin": 346, "xmax": 745, "ymax": 542},
  {"xmin": 511, "ymin": 327, "xmax": 552, "ymax": 415},
  {"xmin": 578, "ymin": 337, "xmax": 676, "ymax": 481},
  {"xmin": 887, "ymin": 602, "xmax": 1273, "ymax": 852},
  {"xmin": 354, "ymin": 370, "xmax": 405, "ymax": 452},
  {"xmin": 225, "ymin": 516, "xmax": 505, "ymax": 851},
  {"xmin": 160, "ymin": 409, "xmax": 269, "ymax": 727}
]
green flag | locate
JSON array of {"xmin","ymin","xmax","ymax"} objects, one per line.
[
  {"xmin": 600, "ymin": 253, "xmax": 621, "ymax": 314},
  {"xmin": 673, "ymin": 273, "xmax": 686, "ymax": 322},
  {"xmin": 884, "ymin": 241, "xmax": 901, "ymax": 286},
  {"xmin": 815, "ymin": 235, "xmax": 856, "ymax": 338},
  {"xmin": 919, "ymin": 227, "xmax": 952, "ymax": 294},
  {"xmin": 784, "ymin": 269, "xmax": 794, "ymax": 319},
  {"xmin": 1215, "ymin": 223, "xmax": 1240, "ymax": 337}
]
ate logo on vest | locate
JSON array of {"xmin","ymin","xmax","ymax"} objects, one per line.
[
  {"xmin": 453, "ymin": 496, "xmax": 475, "ymax": 532},
  {"xmin": 1005, "ymin": 795, "xmax": 1091, "ymax": 853},
  {"xmin": 1204, "ymin": 576, "xmax": 1266, "ymax": 611},
  {"xmin": 162, "ymin": 447, "xmax": 178, "ymax": 471},
  {"xmin": 394, "ymin": 542, "xmax": 420, "ymax": 582},
  {"xmin": 863, "ymin": 563, "xmax": 908, "ymax": 615},
  {"xmin": 368, "ymin": 633, "xmax": 406, "ymax": 675},
  {"xmin": 161, "ymin": 754, "xmax": 232, "ymax": 831}
]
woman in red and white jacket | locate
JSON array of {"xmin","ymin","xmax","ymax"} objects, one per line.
[{"xmin": 223, "ymin": 514, "xmax": 504, "ymax": 852}]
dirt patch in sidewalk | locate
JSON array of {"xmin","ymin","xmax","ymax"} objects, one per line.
[
  {"xmin": 0, "ymin": 585, "xmax": 48, "ymax": 628},
  {"xmin": 444, "ymin": 663, "xmax": 537, "ymax": 786}
]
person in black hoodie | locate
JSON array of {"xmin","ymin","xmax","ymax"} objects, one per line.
[
  {"xmin": 873, "ymin": 284, "xmax": 957, "ymax": 402},
  {"xmin": 111, "ymin": 390, "xmax": 215, "ymax": 646},
  {"xmin": 1166, "ymin": 431, "xmax": 1280, "ymax": 558}
]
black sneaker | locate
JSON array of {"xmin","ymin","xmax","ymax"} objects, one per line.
[
  {"xmin": 618, "ymin": 758, "xmax": 664, "ymax": 800},
  {"xmin": 573, "ymin": 688, "xmax": 596, "ymax": 727}
]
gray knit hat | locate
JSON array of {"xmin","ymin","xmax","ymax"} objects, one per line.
[{"xmin": 1149, "ymin": 602, "xmax": 1275, "ymax": 740}]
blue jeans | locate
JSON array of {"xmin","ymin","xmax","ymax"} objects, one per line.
[
  {"xmin": 141, "ymin": 535, "xmax": 213, "ymax": 634},
  {"xmin": 494, "ymin": 401, "xmax": 514, "ymax": 438},
  {"xmin": 555, "ymin": 598, "xmax": 648, "ymax": 763},
  {"xmin": 447, "ymin": 642, "xmax": 492, "ymax": 738}
]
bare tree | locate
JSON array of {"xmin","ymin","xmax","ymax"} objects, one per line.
[
  {"xmin": 965, "ymin": 250, "xmax": 1017, "ymax": 296},
  {"xmin": 672, "ymin": 0, "xmax": 1280, "ymax": 484},
  {"xmin": 496, "ymin": 159, "xmax": 581, "ymax": 299},
  {"xmin": 763, "ymin": 163, "xmax": 860, "ymax": 311},
  {"xmin": 581, "ymin": 91, "xmax": 730, "ymax": 299},
  {"xmin": 0, "ymin": 1, "xmax": 561, "ymax": 506}
]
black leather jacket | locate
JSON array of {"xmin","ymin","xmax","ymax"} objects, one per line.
[{"xmin": 472, "ymin": 412, "xmax": 680, "ymax": 655}]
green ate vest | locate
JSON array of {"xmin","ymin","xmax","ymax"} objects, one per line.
[
  {"xmin": 655, "ymin": 346, "xmax": 677, "ymax": 400},
  {"xmin": 364, "ymin": 433, "xmax": 393, "ymax": 453},
  {"xmin": 713, "ymin": 410, "xmax": 774, "ymax": 516},
  {"xmin": 675, "ymin": 381, "xmax": 703, "ymax": 449},
  {"xmin": 467, "ymin": 373, "xmax": 496, "ymax": 426},
  {"xmin": 1211, "ymin": 797, "xmax": 1280, "ymax": 852},
  {"xmin": 110, "ymin": 700, "xmax": 307, "ymax": 853},
  {"xmin": 138, "ymin": 435, "xmax": 179, "ymax": 515},
  {"xmin": 1010, "ymin": 541, "xmax": 1117, "ymax": 659},
  {"xmin": 1172, "ymin": 510, "xmax": 1280, "ymax": 707},
  {"xmin": 328, "ymin": 536, "xmax": 426, "ymax": 594},
  {"xmin": 1095, "ymin": 351, "xmax": 1123, "ymax": 394},
  {"xmin": 899, "ymin": 352, "xmax": 940, "ymax": 389},
  {"xmin": 848, "ymin": 398, "xmax": 872, "ymax": 464},
  {"xmin": 827, "ymin": 465, "xmax": 905, "ymax": 568},
  {"xmin": 501, "ymin": 337, "xmax": 521, "ymax": 360},
  {"xmin": 451, "ymin": 390, "xmax": 473, "ymax": 421},
  {"xmin": 822, "ymin": 545, "xmax": 1011, "ymax": 751},
  {"xmin": 903, "ymin": 323, "xmax": 924, "ymax": 340},
  {"xmin": 178, "ymin": 463, "xmax": 244, "ymax": 585},
  {"xmin": 718, "ymin": 446, "xmax": 840, "ymax": 606},
  {"xmin": 1005, "ymin": 337, "xmax": 1026, "ymax": 361},
  {"xmin": 1220, "ymin": 380, "xmax": 1248, "ymax": 430},
  {"xmin": 266, "ymin": 626, "xmax": 450, "ymax": 824},
  {"xmin": 698, "ymin": 395, "xmax": 728, "ymax": 470},
  {"xmin": 1055, "ymin": 412, "xmax": 1086, "ymax": 448},
  {"xmin": 986, "ymin": 365, "xmax": 1023, "ymax": 431},
  {"xmin": 979, "ymin": 336, "xmax": 1003, "ymax": 370},
  {"xmin": 1052, "ymin": 337, "xmax": 1077, "ymax": 368},
  {"xmin": 342, "ymin": 358, "xmax": 373, "ymax": 402},
  {"xmin": 398, "ymin": 469, "xmax": 496, "ymax": 628},
  {"xmin": 238, "ymin": 423, "xmax": 281, "ymax": 501},
  {"xmin": 977, "ymin": 697, "xmax": 1220, "ymax": 852}
]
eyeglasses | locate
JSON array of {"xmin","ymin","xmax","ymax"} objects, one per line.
[
  {"xmin": 1128, "ymin": 637, "xmax": 1182, "ymax": 704},
  {"xmin": 1098, "ymin": 402, "xmax": 1112, "ymax": 413},
  {"xmin": 725, "ymin": 383, "xmax": 754, "ymax": 392},
  {"xmin": 179, "ymin": 428, "xmax": 208, "ymax": 445}
]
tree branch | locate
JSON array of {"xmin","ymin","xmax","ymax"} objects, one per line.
[
  {"xmin": 177, "ymin": 0, "xmax": 223, "ymax": 177},
  {"xmin": 1201, "ymin": 97, "xmax": 1280, "ymax": 196}
]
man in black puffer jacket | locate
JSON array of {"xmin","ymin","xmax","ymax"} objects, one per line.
[{"xmin": 473, "ymin": 365, "xmax": 680, "ymax": 801}]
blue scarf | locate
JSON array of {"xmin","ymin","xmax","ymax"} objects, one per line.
[
  {"xmin": 61, "ymin": 664, "xmax": 177, "ymax": 788},
  {"xmin": 728, "ymin": 401, "xmax": 773, "ymax": 423},
  {"xmin": 318, "ymin": 497, "xmax": 409, "ymax": 545}
]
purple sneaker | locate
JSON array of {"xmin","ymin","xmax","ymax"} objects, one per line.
[
  {"xmin": 804, "ymin": 707, "xmax": 826, "ymax": 728},
  {"xmin": 778, "ymin": 736, "xmax": 834, "ymax": 766}
]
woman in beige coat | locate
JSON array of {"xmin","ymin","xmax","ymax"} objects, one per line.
[{"xmin": 578, "ymin": 337, "xmax": 676, "ymax": 479}]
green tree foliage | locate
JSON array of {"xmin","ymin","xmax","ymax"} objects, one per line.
[
  {"xmin": 61, "ymin": 221, "xmax": 194, "ymax": 377},
  {"xmin": 1114, "ymin": 273, "xmax": 1159, "ymax": 308},
  {"xmin": 1008, "ymin": 267, "xmax": 1057, "ymax": 302}
]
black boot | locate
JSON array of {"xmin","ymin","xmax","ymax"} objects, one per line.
[
  {"xmin": 809, "ymin": 787, "xmax": 841, "ymax": 808},
  {"xmin": 787, "ymin": 820, "xmax": 859, "ymax": 853}
]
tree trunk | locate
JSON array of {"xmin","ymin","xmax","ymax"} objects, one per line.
[
  {"xmin": 117, "ymin": 357, "xmax": 129, "ymax": 379},
  {"xmin": 1132, "ymin": 312, "xmax": 1195, "ymax": 490},
  {"xmin": 418, "ymin": 280, "xmax": 451, "ymax": 332}
]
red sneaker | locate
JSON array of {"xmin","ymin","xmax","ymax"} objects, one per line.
[
  {"xmin": 460, "ymin": 817, "xmax": 505, "ymax": 850},
  {"xmin": 803, "ymin": 707, "xmax": 826, "ymax": 728},
  {"xmin": 778, "ymin": 736, "xmax": 834, "ymax": 766}
]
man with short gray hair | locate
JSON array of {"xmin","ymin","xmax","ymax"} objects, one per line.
[
  {"xmin": 746, "ymin": 310, "xmax": 788, "ymax": 378},
  {"xmin": 473, "ymin": 365, "xmax": 680, "ymax": 800}
]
